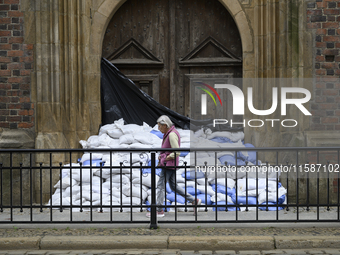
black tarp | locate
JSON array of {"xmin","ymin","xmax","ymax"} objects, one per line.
[{"xmin": 100, "ymin": 58, "xmax": 242, "ymax": 132}]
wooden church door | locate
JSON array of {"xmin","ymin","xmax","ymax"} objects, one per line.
[{"xmin": 102, "ymin": 0, "xmax": 242, "ymax": 120}]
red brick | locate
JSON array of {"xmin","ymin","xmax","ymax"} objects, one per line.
[
  {"xmin": 323, "ymin": 22, "xmax": 339, "ymax": 28},
  {"xmin": 323, "ymin": 49, "xmax": 339, "ymax": 55},
  {"xmin": 7, "ymin": 116, "xmax": 21, "ymax": 122},
  {"xmin": 307, "ymin": 10, "xmax": 322, "ymax": 15},
  {"xmin": 0, "ymin": 97, "xmax": 9, "ymax": 103},
  {"xmin": 316, "ymin": 55, "xmax": 325, "ymax": 62},
  {"xmin": 317, "ymin": 1, "xmax": 328, "ymax": 8},
  {"xmin": 315, "ymin": 96, "xmax": 326, "ymax": 103},
  {"xmin": 8, "ymin": 77, "xmax": 23, "ymax": 83},
  {"xmin": 316, "ymin": 42, "xmax": 327, "ymax": 47},
  {"xmin": 0, "ymin": 18, "xmax": 11, "ymax": 23},
  {"xmin": 323, "ymin": 36, "xmax": 340, "ymax": 42},
  {"xmin": 335, "ymin": 125, "xmax": 340, "ymax": 130},
  {"xmin": 335, "ymin": 43, "xmax": 340, "ymax": 48},
  {"xmin": 0, "ymin": 44, "xmax": 11, "ymax": 50},
  {"xmin": 322, "ymin": 89, "xmax": 339, "ymax": 96},
  {"xmin": 18, "ymin": 122, "xmax": 34, "ymax": 128},
  {"xmin": 7, "ymin": 11, "xmax": 23, "ymax": 17},
  {"xmin": 320, "ymin": 104, "xmax": 337, "ymax": 109},
  {"xmin": 0, "ymin": 57, "xmax": 11, "ymax": 63},
  {"xmin": 322, "ymin": 62, "xmax": 337, "ymax": 69},
  {"xmin": 7, "ymin": 62, "xmax": 22, "ymax": 70},
  {"xmin": 28, "ymin": 109, "xmax": 33, "ymax": 115},
  {"xmin": 7, "ymin": 90, "xmax": 18, "ymax": 96},
  {"xmin": 316, "ymin": 83, "xmax": 326, "ymax": 88},
  {"xmin": 19, "ymin": 97, "xmax": 30, "ymax": 103},
  {"xmin": 7, "ymin": 50, "xmax": 23, "ymax": 57},
  {"xmin": 19, "ymin": 84, "xmax": 29, "ymax": 90},
  {"xmin": 0, "ymin": 84, "xmax": 11, "ymax": 89},
  {"xmin": 0, "ymin": 31, "xmax": 11, "ymax": 36},
  {"xmin": 322, "ymin": 76, "xmax": 338, "ymax": 82},
  {"xmin": 0, "ymin": 70, "xmax": 11, "ymax": 76},
  {"xmin": 23, "ymin": 44, "xmax": 33, "ymax": 50},
  {"xmin": 324, "ymin": 9, "xmax": 340, "ymax": 15},
  {"xmin": 7, "ymin": 103, "xmax": 20, "ymax": 109},
  {"xmin": 18, "ymin": 109, "xmax": 28, "ymax": 115},
  {"xmin": 8, "ymin": 37, "xmax": 23, "ymax": 44},
  {"xmin": 20, "ymin": 70, "xmax": 30, "ymax": 76},
  {"xmin": 316, "ymin": 69, "xmax": 326, "ymax": 75},
  {"xmin": 307, "ymin": 23, "xmax": 321, "ymax": 29},
  {"xmin": 10, "ymin": 97, "xmax": 18, "ymax": 103},
  {"xmin": 20, "ymin": 56, "xmax": 33, "ymax": 62},
  {"xmin": 31, "ymin": 103, "xmax": 34, "ymax": 109},
  {"xmin": 0, "ymin": 4, "xmax": 10, "ymax": 10},
  {"xmin": 0, "ymin": 123, "xmax": 10, "ymax": 128},
  {"xmin": 317, "ymin": 28, "xmax": 327, "ymax": 35},
  {"xmin": 321, "ymin": 117, "xmax": 339, "ymax": 123},
  {"xmin": 335, "ymin": 69, "xmax": 340, "ymax": 75},
  {"xmin": 3, "ymin": 0, "xmax": 19, "ymax": 4}
]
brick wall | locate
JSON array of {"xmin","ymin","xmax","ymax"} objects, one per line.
[
  {"xmin": 0, "ymin": 0, "xmax": 34, "ymax": 129},
  {"xmin": 307, "ymin": 0, "xmax": 340, "ymax": 131}
]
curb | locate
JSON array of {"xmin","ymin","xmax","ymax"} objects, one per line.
[
  {"xmin": 0, "ymin": 235, "xmax": 340, "ymax": 250},
  {"xmin": 0, "ymin": 236, "xmax": 41, "ymax": 250}
]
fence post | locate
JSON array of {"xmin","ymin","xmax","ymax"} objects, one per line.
[{"xmin": 150, "ymin": 152, "xmax": 157, "ymax": 229}]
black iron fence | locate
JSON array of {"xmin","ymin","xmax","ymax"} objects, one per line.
[{"xmin": 0, "ymin": 147, "xmax": 339, "ymax": 228}]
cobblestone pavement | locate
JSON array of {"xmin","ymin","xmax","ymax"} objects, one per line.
[{"xmin": 1, "ymin": 249, "xmax": 340, "ymax": 255}]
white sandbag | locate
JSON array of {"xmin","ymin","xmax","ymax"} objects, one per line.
[
  {"xmin": 102, "ymin": 196, "xmax": 120, "ymax": 204},
  {"xmin": 206, "ymin": 131, "xmax": 244, "ymax": 142},
  {"xmin": 238, "ymin": 189, "xmax": 265, "ymax": 197},
  {"xmin": 177, "ymin": 181, "xmax": 197, "ymax": 189},
  {"xmin": 120, "ymin": 124, "xmax": 143, "ymax": 135},
  {"xmin": 133, "ymin": 132, "xmax": 160, "ymax": 145},
  {"xmin": 86, "ymin": 135, "xmax": 101, "ymax": 148},
  {"xmin": 108, "ymin": 174, "xmax": 130, "ymax": 184},
  {"xmin": 119, "ymin": 134, "xmax": 135, "ymax": 145},
  {"xmin": 132, "ymin": 174, "xmax": 160, "ymax": 188},
  {"xmin": 54, "ymin": 177, "xmax": 77, "ymax": 189},
  {"xmin": 196, "ymin": 178, "xmax": 208, "ymax": 186},
  {"xmin": 129, "ymin": 143, "xmax": 151, "ymax": 149},
  {"xmin": 122, "ymin": 184, "xmax": 148, "ymax": 200},
  {"xmin": 98, "ymin": 123, "xmax": 117, "ymax": 136},
  {"xmin": 196, "ymin": 184, "xmax": 215, "ymax": 196},
  {"xmin": 210, "ymin": 193, "xmax": 233, "ymax": 203},
  {"xmin": 80, "ymin": 153, "xmax": 103, "ymax": 163},
  {"xmin": 194, "ymin": 128, "xmax": 206, "ymax": 138},
  {"xmin": 257, "ymin": 187, "xmax": 287, "ymax": 204},
  {"xmin": 237, "ymin": 178, "xmax": 278, "ymax": 192},
  {"xmin": 121, "ymin": 196, "xmax": 142, "ymax": 205},
  {"xmin": 107, "ymin": 129, "xmax": 124, "ymax": 139},
  {"xmin": 61, "ymin": 163, "xmax": 80, "ymax": 178},
  {"xmin": 108, "ymin": 139, "xmax": 120, "ymax": 148},
  {"xmin": 71, "ymin": 168, "xmax": 95, "ymax": 183},
  {"xmin": 209, "ymin": 178, "xmax": 235, "ymax": 189}
]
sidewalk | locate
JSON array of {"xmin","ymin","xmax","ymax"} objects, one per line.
[{"xmin": 1, "ymin": 224, "xmax": 340, "ymax": 251}]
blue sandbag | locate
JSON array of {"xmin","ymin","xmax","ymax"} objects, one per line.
[
  {"xmin": 186, "ymin": 186, "xmax": 200, "ymax": 196},
  {"xmin": 182, "ymin": 170, "xmax": 205, "ymax": 180},
  {"xmin": 180, "ymin": 151, "xmax": 190, "ymax": 157},
  {"xmin": 82, "ymin": 159, "xmax": 104, "ymax": 167},
  {"xmin": 145, "ymin": 200, "xmax": 171, "ymax": 211},
  {"xmin": 143, "ymin": 160, "xmax": 162, "ymax": 175},
  {"xmin": 212, "ymin": 201, "xmax": 238, "ymax": 211},
  {"xmin": 196, "ymin": 193, "xmax": 212, "ymax": 205},
  {"xmin": 166, "ymin": 192, "xmax": 186, "ymax": 204},
  {"xmin": 237, "ymin": 143, "xmax": 258, "ymax": 164},
  {"xmin": 231, "ymin": 194, "xmax": 257, "ymax": 205},
  {"xmin": 259, "ymin": 202, "xmax": 284, "ymax": 211},
  {"xmin": 210, "ymin": 136, "xmax": 233, "ymax": 143},
  {"xmin": 150, "ymin": 130, "xmax": 163, "ymax": 139},
  {"xmin": 211, "ymin": 184, "xmax": 235, "ymax": 196},
  {"xmin": 218, "ymin": 154, "xmax": 246, "ymax": 166}
]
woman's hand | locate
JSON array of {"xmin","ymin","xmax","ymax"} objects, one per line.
[{"xmin": 165, "ymin": 155, "xmax": 172, "ymax": 161}]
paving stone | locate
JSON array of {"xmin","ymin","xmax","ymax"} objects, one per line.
[
  {"xmin": 213, "ymin": 251, "xmax": 236, "ymax": 255},
  {"xmin": 180, "ymin": 251, "xmax": 197, "ymax": 255},
  {"xmin": 197, "ymin": 251, "xmax": 212, "ymax": 255},
  {"xmin": 104, "ymin": 251, "xmax": 127, "ymax": 255},
  {"xmin": 281, "ymin": 250, "xmax": 307, "ymax": 255},
  {"xmin": 142, "ymin": 250, "xmax": 160, "ymax": 255},
  {"xmin": 26, "ymin": 252, "xmax": 48, "ymax": 255},
  {"xmin": 262, "ymin": 251, "xmax": 286, "ymax": 255},
  {"xmin": 6, "ymin": 251, "xmax": 30, "ymax": 255},
  {"xmin": 46, "ymin": 252, "xmax": 71, "ymax": 255},
  {"xmin": 321, "ymin": 250, "xmax": 340, "ymax": 255},
  {"xmin": 238, "ymin": 251, "xmax": 260, "ymax": 255},
  {"xmin": 126, "ymin": 251, "xmax": 143, "ymax": 255},
  {"xmin": 304, "ymin": 250, "xmax": 324, "ymax": 254}
]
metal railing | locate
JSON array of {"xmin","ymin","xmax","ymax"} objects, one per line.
[{"xmin": 0, "ymin": 147, "xmax": 339, "ymax": 228}]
